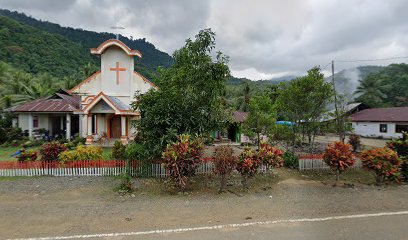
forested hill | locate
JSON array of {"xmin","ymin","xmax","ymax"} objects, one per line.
[
  {"xmin": 354, "ymin": 63, "xmax": 408, "ymax": 107},
  {"xmin": 0, "ymin": 9, "xmax": 173, "ymax": 79}
]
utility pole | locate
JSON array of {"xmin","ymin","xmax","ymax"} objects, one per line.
[{"xmin": 332, "ymin": 60, "xmax": 343, "ymax": 142}]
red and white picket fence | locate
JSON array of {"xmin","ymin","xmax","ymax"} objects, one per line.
[
  {"xmin": 298, "ymin": 154, "xmax": 362, "ymax": 171},
  {"xmin": 0, "ymin": 160, "xmax": 214, "ymax": 177}
]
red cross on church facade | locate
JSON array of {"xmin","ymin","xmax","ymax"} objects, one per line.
[{"xmin": 110, "ymin": 62, "xmax": 126, "ymax": 84}]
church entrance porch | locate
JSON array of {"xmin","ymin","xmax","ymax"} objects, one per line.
[{"xmin": 84, "ymin": 113, "xmax": 131, "ymax": 145}]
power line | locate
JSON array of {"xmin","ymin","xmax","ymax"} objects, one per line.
[{"xmin": 335, "ymin": 56, "xmax": 408, "ymax": 63}]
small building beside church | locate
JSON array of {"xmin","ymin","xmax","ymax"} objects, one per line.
[
  {"xmin": 350, "ymin": 106, "xmax": 408, "ymax": 139},
  {"xmin": 7, "ymin": 39, "xmax": 157, "ymax": 144}
]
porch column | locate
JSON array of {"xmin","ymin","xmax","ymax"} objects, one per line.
[
  {"xmin": 60, "ymin": 116, "xmax": 64, "ymax": 131},
  {"xmin": 78, "ymin": 114, "xmax": 83, "ymax": 138},
  {"xmin": 120, "ymin": 115, "xmax": 128, "ymax": 144},
  {"xmin": 66, "ymin": 114, "xmax": 71, "ymax": 141},
  {"xmin": 28, "ymin": 113, "xmax": 33, "ymax": 139},
  {"xmin": 85, "ymin": 115, "xmax": 93, "ymax": 144}
]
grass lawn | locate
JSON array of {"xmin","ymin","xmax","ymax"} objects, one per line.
[
  {"xmin": 0, "ymin": 146, "xmax": 113, "ymax": 162},
  {"xmin": 0, "ymin": 146, "xmax": 40, "ymax": 162}
]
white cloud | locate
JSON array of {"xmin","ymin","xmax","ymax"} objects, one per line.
[{"xmin": 1, "ymin": 0, "xmax": 408, "ymax": 79}]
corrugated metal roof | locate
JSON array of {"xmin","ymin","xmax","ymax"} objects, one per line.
[
  {"xmin": 106, "ymin": 96, "xmax": 131, "ymax": 111},
  {"xmin": 350, "ymin": 107, "xmax": 408, "ymax": 122},
  {"xmin": 8, "ymin": 92, "xmax": 80, "ymax": 113}
]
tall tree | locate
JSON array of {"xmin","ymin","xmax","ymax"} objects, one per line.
[
  {"xmin": 132, "ymin": 29, "xmax": 230, "ymax": 156},
  {"xmin": 276, "ymin": 67, "xmax": 333, "ymax": 150},
  {"xmin": 242, "ymin": 94, "xmax": 276, "ymax": 149}
]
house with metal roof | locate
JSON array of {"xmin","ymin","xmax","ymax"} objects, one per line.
[
  {"xmin": 7, "ymin": 39, "xmax": 157, "ymax": 144},
  {"xmin": 350, "ymin": 106, "xmax": 408, "ymax": 139}
]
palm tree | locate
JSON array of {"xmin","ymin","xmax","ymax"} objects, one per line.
[{"xmin": 354, "ymin": 76, "xmax": 386, "ymax": 107}]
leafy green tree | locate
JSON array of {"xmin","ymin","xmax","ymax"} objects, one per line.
[
  {"xmin": 276, "ymin": 67, "xmax": 333, "ymax": 150},
  {"xmin": 132, "ymin": 29, "xmax": 230, "ymax": 156},
  {"xmin": 242, "ymin": 94, "xmax": 276, "ymax": 149}
]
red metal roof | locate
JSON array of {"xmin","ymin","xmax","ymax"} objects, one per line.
[
  {"xmin": 8, "ymin": 92, "xmax": 80, "ymax": 113},
  {"xmin": 350, "ymin": 107, "xmax": 408, "ymax": 122},
  {"xmin": 233, "ymin": 111, "xmax": 249, "ymax": 123}
]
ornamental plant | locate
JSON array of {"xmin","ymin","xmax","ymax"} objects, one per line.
[
  {"xmin": 59, "ymin": 145, "xmax": 103, "ymax": 163},
  {"xmin": 212, "ymin": 145, "xmax": 237, "ymax": 193},
  {"xmin": 17, "ymin": 149, "xmax": 38, "ymax": 162},
  {"xmin": 236, "ymin": 146, "xmax": 261, "ymax": 189},
  {"xmin": 40, "ymin": 141, "xmax": 67, "ymax": 161},
  {"xmin": 162, "ymin": 134, "xmax": 204, "ymax": 192},
  {"xmin": 323, "ymin": 141, "xmax": 355, "ymax": 181},
  {"xmin": 258, "ymin": 141, "xmax": 284, "ymax": 170},
  {"xmin": 360, "ymin": 147, "xmax": 401, "ymax": 185},
  {"xmin": 112, "ymin": 141, "xmax": 126, "ymax": 160}
]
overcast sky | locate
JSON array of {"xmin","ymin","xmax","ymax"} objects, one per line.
[{"xmin": 1, "ymin": 0, "xmax": 408, "ymax": 80}]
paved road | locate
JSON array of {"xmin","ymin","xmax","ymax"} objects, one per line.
[
  {"xmin": 1, "ymin": 177, "xmax": 407, "ymax": 240},
  {"xmin": 135, "ymin": 214, "xmax": 408, "ymax": 240}
]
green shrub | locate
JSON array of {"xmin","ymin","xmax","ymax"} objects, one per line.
[
  {"xmin": 125, "ymin": 143, "xmax": 149, "ymax": 176},
  {"xmin": 40, "ymin": 141, "xmax": 67, "ymax": 161},
  {"xmin": 112, "ymin": 141, "xmax": 126, "ymax": 160},
  {"xmin": 59, "ymin": 145, "xmax": 103, "ymax": 162},
  {"xmin": 386, "ymin": 132, "xmax": 408, "ymax": 181},
  {"xmin": 283, "ymin": 151, "xmax": 299, "ymax": 169}
]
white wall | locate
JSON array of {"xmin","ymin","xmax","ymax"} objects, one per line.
[
  {"xmin": 18, "ymin": 113, "xmax": 29, "ymax": 131},
  {"xmin": 352, "ymin": 122, "xmax": 402, "ymax": 139}
]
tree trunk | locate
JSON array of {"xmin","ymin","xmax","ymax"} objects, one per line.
[
  {"xmin": 242, "ymin": 175, "xmax": 248, "ymax": 190},
  {"xmin": 219, "ymin": 174, "xmax": 226, "ymax": 193},
  {"xmin": 257, "ymin": 132, "xmax": 261, "ymax": 150},
  {"xmin": 336, "ymin": 168, "xmax": 340, "ymax": 181}
]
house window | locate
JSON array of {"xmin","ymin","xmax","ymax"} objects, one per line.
[
  {"xmin": 91, "ymin": 115, "xmax": 97, "ymax": 134},
  {"xmin": 33, "ymin": 116, "xmax": 39, "ymax": 128},
  {"xmin": 396, "ymin": 124, "xmax": 408, "ymax": 133},
  {"xmin": 379, "ymin": 124, "xmax": 387, "ymax": 133}
]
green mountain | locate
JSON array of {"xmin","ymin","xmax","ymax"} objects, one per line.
[
  {"xmin": 0, "ymin": 9, "xmax": 173, "ymax": 79},
  {"xmin": 354, "ymin": 63, "xmax": 408, "ymax": 107}
]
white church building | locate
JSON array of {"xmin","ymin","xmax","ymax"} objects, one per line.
[{"xmin": 8, "ymin": 39, "xmax": 157, "ymax": 144}]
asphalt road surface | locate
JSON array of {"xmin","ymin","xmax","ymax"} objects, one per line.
[{"xmin": 1, "ymin": 177, "xmax": 408, "ymax": 240}]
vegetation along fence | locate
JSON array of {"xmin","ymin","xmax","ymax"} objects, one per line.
[
  {"xmin": 298, "ymin": 154, "xmax": 362, "ymax": 171},
  {"xmin": 0, "ymin": 160, "xmax": 214, "ymax": 177}
]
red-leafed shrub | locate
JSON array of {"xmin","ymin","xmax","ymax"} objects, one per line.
[
  {"xmin": 40, "ymin": 141, "xmax": 67, "ymax": 161},
  {"xmin": 258, "ymin": 141, "xmax": 284, "ymax": 170},
  {"xmin": 323, "ymin": 141, "xmax": 355, "ymax": 180},
  {"xmin": 361, "ymin": 147, "xmax": 401, "ymax": 185},
  {"xmin": 162, "ymin": 134, "xmax": 204, "ymax": 192},
  {"xmin": 213, "ymin": 145, "xmax": 237, "ymax": 193},
  {"xmin": 236, "ymin": 146, "xmax": 261, "ymax": 189}
]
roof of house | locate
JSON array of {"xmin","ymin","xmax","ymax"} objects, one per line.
[
  {"xmin": 233, "ymin": 111, "xmax": 249, "ymax": 123},
  {"xmin": 79, "ymin": 91, "xmax": 137, "ymax": 115},
  {"xmin": 7, "ymin": 89, "xmax": 80, "ymax": 113},
  {"xmin": 350, "ymin": 107, "xmax": 408, "ymax": 122},
  {"xmin": 319, "ymin": 102, "xmax": 365, "ymax": 122},
  {"xmin": 90, "ymin": 39, "xmax": 142, "ymax": 58}
]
